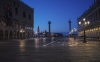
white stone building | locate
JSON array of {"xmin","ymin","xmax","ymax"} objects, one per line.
[
  {"xmin": 0, "ymin": 0, "xmax": 34, "ymax": 39},
  {"xmin": 78, "ymin": 0, "xmax": 100, "ymax": 38}
]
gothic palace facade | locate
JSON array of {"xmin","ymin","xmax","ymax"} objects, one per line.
[
  {"xmin": 78, "ymin": 0, "xmax": 100, "ymax": 38},
  {"xmin": 0, "ymin": 0, "xmax": 34, "ymax": 39}
]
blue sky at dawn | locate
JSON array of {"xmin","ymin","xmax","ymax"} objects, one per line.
[{"xmin": 21, "ymin": 0, "xmax": 94, "ymax": 33}]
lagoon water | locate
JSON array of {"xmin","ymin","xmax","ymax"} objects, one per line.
[
  {"xmin": 52, "ymin": 32, "xmax": 69, "ymax": 36},
  {"xmin": 52, "ymin": 32, "xmax": 78, "ymax": 36}
]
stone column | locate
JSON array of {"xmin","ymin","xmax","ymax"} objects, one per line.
[
  {"xmin": 15, "ymin": 32, "xmax": 17, "ymax": 39},
  {"xmin": 12, "ymin": 31, "xmax": 14, "ymax": 39},
  {"xmin": 8, "ymin": 31, "xmax": 10, "ymax": 39},
  {"xmin": 3, "ymin": 30, "xmax": 5, "ymax": 39},
  {"xmin": 99, "ymin": 27, "xmax": 100, "ymax": 38},
  {"xmin": 68, "ymin": 19, "xmax": 71, "ymax": 36}
]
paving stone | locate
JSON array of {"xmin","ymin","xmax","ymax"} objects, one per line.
[
  {"xmin": 0, "ymin": 37, "xmax": 100, "ymax": 62},
  {"xmin": 87, "ymin": 60, "xmax": 100, "ymax": 62}
]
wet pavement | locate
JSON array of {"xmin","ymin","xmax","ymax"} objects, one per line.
[{"xmin": 0, "ymin": 37, "xmax": 100, "ymax": 62}]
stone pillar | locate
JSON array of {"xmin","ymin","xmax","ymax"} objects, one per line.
[
  {"xmin": 8, "ymin": 31, "xmax": 10, "ymax": 39},
  {"xmin": 88, "ymin": 31, "xmax": 89, "ymax": 37},
  {"xmin": 90, "ymin": 32, "xmax": 92, "ymax": 38},
  {"xmin": 86, "ymin": 31, "xmax": 87, "ymax": 37},
  {"xmin": 29, "ymin": 32, "xmax": 30, "ymax": 38},
  {"xmin": 15, "ymin": 32, "xmax": 17, "ymax": 39},
  {"xmin": 86, "ymin": 31, "xmax": 89, "ymax": 37},
  {"xmin": 12, "ymin": 31, "xmax": 14, "ymax": 39},
  {"xmin": 3, "ymin": 30, "xmax": 5, "ymax": 39},
  {"xmin": 89, "ymin": 32, "xmax": 91, "ymax": 37},
  {"xmin": 19, "ymin": 33, "xmax": 21, "ymax": 39},
  {"xmin": 93, "ymin": 31, "xmax": 95, "ymax": 37},
  {"xmin": 94, "ymin": 31, "xmax": 96, "ymax": 38},
  {"xmin": 99, "ymin": 27, "xmax": 100, "ymax": 38}
]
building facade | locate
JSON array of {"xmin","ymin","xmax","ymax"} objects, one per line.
[
  {"xmin": 78, "ymin": 0, "xmax": 100, "ymax": 38},
  {"xmin": 0, "ymin": 0, "xmax": 34, "ymax": 39}
]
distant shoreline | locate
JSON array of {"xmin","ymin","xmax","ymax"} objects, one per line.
[
  {"xmin": 52, "ymin": 32, "xmax": 69, "ymax": 36},
  {"xmin": 52, "ymin": 32, "xmax": 78, "ymax": 36}
]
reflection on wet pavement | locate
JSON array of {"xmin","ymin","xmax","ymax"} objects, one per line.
[{"xmin": 0, "ymin": 37, "xmax": 100, "ymax": 62}]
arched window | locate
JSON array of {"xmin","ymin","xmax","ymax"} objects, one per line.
[
  {"xmin": 14, "ymin": 1, "xmax": 15, "ymax": 6},
  {"xmin": 29, "ymin": 14, "xmax": 31, "ymax": 20},
  {"xmin": 15, "ymin": 7, "xmax": 18, "ymax": 15},
  {"xmin": 6, "ymin": 4, "xmax": 10, "ymax": 11},
  {"xmin": 99, "ymin": 9, "xmax": 100, "ymax": 18},
  {"xmin": 23, "ymin": 11, "xmax": 26, "ymax": 17}
]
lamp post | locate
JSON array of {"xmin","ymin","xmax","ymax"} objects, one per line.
[
  {"xmin": 78, "ymin": 18, "xmax": 90, "ymax": 43},
  {"xmin": 20, "ymin": 29, "xmax": 25, "ymax": 39}
]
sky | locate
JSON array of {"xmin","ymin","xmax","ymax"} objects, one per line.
[{"xmin": 21, "ymin": 0, "xmax": 94, "ymax": 33}]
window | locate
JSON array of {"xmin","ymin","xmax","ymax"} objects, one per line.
[
  {"xmin": 13, "ymin": 22, "xmax": 14, "ymax": 26},
  {"xmin": 15, "ymin": 8, "xmax": 18, "ymax": 15},
  {"xmin": 14, "ymin": 1, "xmax": 15, "ymax": 6},
  {"xmin": 20, "ymin": 25, "xmax": 22, "ymax": 28},
  {"xmin": 99, "ymin": 10, "xmax": 100, "ymax": 18},
  {"xmin": 16, "ymin": 24, "xmax": 18, "ymax": 28},
  {"xmin": 95, "ymin": 11, "xmax": 97, "ymax": 20},
  {"xmin": 6, "ymin": 20, "xmax": 13, "ymax": 26},
  {"xmin": 18, "ymin": 3, "xmax": 19, "ymax": 7},
  {"xmin": 29, "ymin": 14, "xmax": 31, "ymax": 20},
  {"xmin": 23, "ymin": 11, "xmax": 26, "ymax": 17},
  {"xmin": 6, "ymin": 4, "xmax": 10, "ymax": 10},
  {"xmin": 93, "ymin": 13, "xmax": 95, "ymax": 20}
]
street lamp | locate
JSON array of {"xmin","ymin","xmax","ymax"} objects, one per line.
[
  {"xmin": 78, "ymin": 18, "xmax": 90, "ymax": 43},
  {"xmin": 71, "ymin": 29, "xmax": 74, "ymax": 36},
  {"xmin": 73, "ymin": 28, "xmax": 77, "ymax": 32},
  {"xmin": 20, "ymin": 29, "xmax": 25, "ymax": 39}
]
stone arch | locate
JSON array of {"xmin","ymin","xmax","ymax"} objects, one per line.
[
  {"xmin": 28, "ymin": 32, "xmax": 29, "ymax": 38},
  {"xmin": 17, "ymin": 31, "xmax": 20, "ymax": 39},
  {"xmin": 23, "ymin": 32, "xmax": 25, "ymax": 39},
  {"xmin": 9, "ymin": 30, "xmax": 13, "ymax": 39},
  {"xmin": 0, "ymin": 30, "xmax": 3, "ymax": 39},
  {"xmin": 32, "ymin": 32, "xmax": 33, "ymax": 37},
  {"xmin": 13, "ymin": 31, "xmax": 16, "ymax": 39},
  {"xmin": 5, "ymin": 30, "xmax": 8, "ymax": 39},
  {"xmin": 99, "ymin": 31, "xmax": 100, "ymax": 38},
  {"xmin": 20, "ymin": 31, "xmax": 22, "ymax": 39},
  {"xmin": 31, "ymin": 32, "xmax": 33, "ymax": 37},
  {"xmin": 25, "ymin": 32, "xmax": 28, "ymax": 38},
  {"xmin": 29, "ymin": 32, "xmax": 30, "ymax": 37}
]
